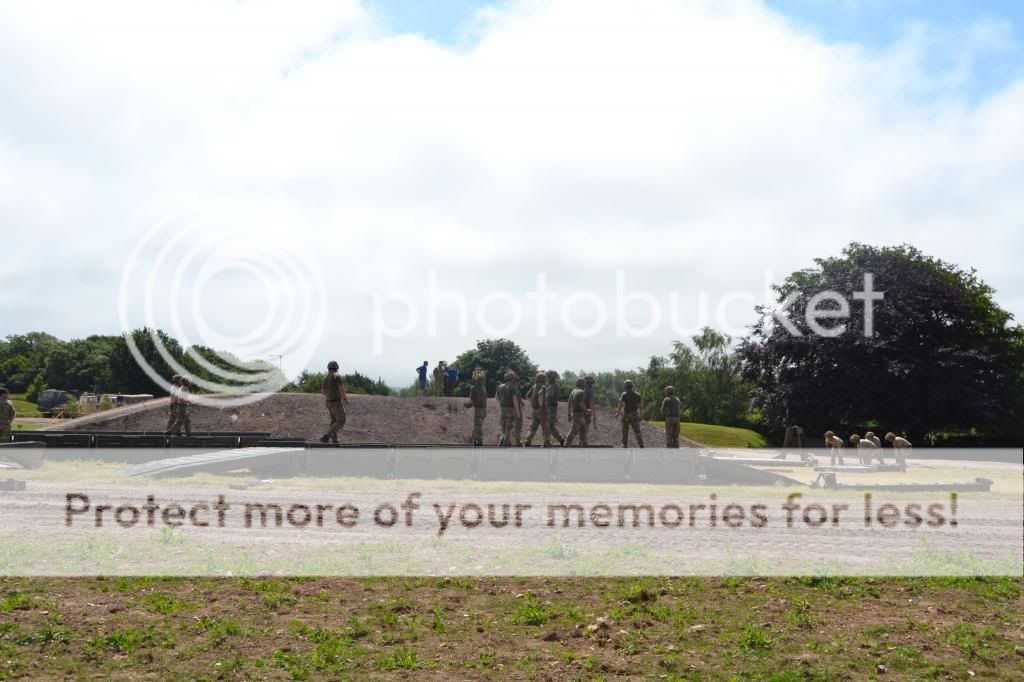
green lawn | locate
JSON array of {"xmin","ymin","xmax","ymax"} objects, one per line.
[
  {"xmin": 8, "ymin": 394, "xmax": 42, "ymax": 418},
  {"xmin": 648, "ymin": 421, "xmax": 768, "ymax": 448}
]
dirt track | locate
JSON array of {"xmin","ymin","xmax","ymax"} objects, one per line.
[{"xmin": 50, "ymin": 393, "xmax": 700, "ymax": 447}]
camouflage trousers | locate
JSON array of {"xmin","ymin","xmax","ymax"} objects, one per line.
[
  {"xmin": 546, "ymin": 408, "xmax": 564, "ymax": 442},
  {"xmin": 621, "ymin": 413, "xmax": 644, "ymax": 448},
  {"xmin": 664, "ymin": 417, "xmax": 680, "ymax": 448},
  {"xmin": 564, "ymin": 412, "xmax": 589, "ymax": 447},
  {"xmin": 513, "ymin": 412, "xmax": 523, "ymax": 446},
  {"xmin": 0, "ymin": 426, "xmax": 10, "ymax": 443},
  {"xmin": 324, "ymin": 401, "xmax": 346, "ymax": 442},
  {"xmin": 472, "ymin": 407, "xmax": 487, "ymax": 446},
  {"xmin": 498, "ymin": 406, "xmax": 517, "ymax": 446},
  {"xmin": 167, "ymin": 405, "xmax": 192, "ymax": 436},
  {"xmin": 525, "ymin": 410, "xmax": 550, "ymax": 446}
]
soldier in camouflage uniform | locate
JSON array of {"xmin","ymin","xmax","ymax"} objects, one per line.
[
  {"xmin": 660, "ymin": 386, "xmax": 681, "ymax": 448},
  {"xmin": 511, "ymin": 371, "xmax": 525, "ymax": 446},
  {"xmin": 164, "ymin": 375, "xmax": 181, "ymax": 434},
  {"xmin": 524, "ymin": 372, "xmax": 550, "ymax": 446},
  {"xmin": 583, "ymin": 376, "xmax": 597, "ymax": 432},
  {"xmin": 166, "ymin": 376, "xmax": 193, "ymax": 437},
  {"xmin": 319, "ymin": 361, "xmax": 348, "ymax": 443},
  {"xmin": 0, "ymin": 387, "xmax": 15, "ymax": 443},
  {"xmin": 464, "ymin": 369, "xmax": 488, "ymax": 446},
  {"xmin": 495, "ymin": 370, "xmax": 519, "ymax": 446},
  {"xmin": 564, "ymin": 378, "xmax": 590, "ymax": 447},
  {"xmin": 544, "ymin": 370, "xmax": 565, "ymax": 446},
  {"xmin": 615, "ymin": 380, "xmax": 644, "ymax": 448}
]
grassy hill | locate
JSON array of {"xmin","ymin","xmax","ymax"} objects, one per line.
[
  {"xmin": 8, "ymin": 393, "xmax": 41, "ymax": 418},
  {"xmin": 647, "ymin": 421, "xmax": 768, "ymax": 448}
]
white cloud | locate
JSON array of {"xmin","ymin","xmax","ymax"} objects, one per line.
[{"xmin": 1, "ymin": 0, "xmax": 1021, "ymax": 384}]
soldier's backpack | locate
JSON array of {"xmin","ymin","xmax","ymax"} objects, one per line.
[{"xmin": 529, "ymin": 386, "xmax": 544, "ymax": 410}]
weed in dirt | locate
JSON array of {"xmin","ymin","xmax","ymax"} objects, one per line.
[
  {"xmin": 511, "ymin": 594, "xmax": 553, "ymax": 626},
  {"xmin": 738, "ymin": 624, "xmax": 773, "ymax": 653},
  {"xmin": 945, "ymin": 623, "xmax": 997, "ymax": 662},
  {"xmin": 375, "ymin": 645, "xmax": 426, "ymax": 670},
  {"xmin": 195, "ymin": 616, "xmax": 243, "ymax": 645},
  {"xmin": 140, "ymin": 591, "xmax": 196, "ymax": 614},
  {"xmin": 0, "ymin": 591, "xmax": 36, "ymax": 612},
  {"xmin": 85, "ymin": 626, "xmax": 171, "ymax": 655},
  {"xmin": 431, "ymin": 605, "xmax": 446, "ymax": 633}
]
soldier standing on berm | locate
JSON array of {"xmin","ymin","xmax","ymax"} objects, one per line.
[
  {"xmin": 616, "ymin": 380, "xmax": 644, "ymax": 448},
  {"xmin": 564, "ymin": 378, "xmax": 589, "ymax": 446},
  {"xmin": 319, "ymin": 361, "xmax": 348, "ymax": 444},
  {"xmin": 544, "ymin": 370, "xmax": 566, "ymax": 447},
  {"xmin": 524, "ymin": 372, "xmax": 551, "ymax": 447},
  {"xmin": 465, "ymin": 369, "xmax": 487, "ymax": 446},
  {"xmin": 660, "ymin": 386, "xmax": 681, "ymax": 448}
]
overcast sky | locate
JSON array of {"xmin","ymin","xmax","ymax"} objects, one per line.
[{"xmin": 2, "ymin": 0, "xmax": 1022, "ymax": 387}]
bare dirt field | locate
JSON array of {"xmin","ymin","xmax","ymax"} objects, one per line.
[
  {"xmin": 11, "ymin": 397, "xmax": 1021, "ymax": 680},
  {"xmin": 51, "ymin": 393, "xmax": 697, "ymax": 447}
]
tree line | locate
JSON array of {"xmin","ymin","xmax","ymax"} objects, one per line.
[{"xmin": 3, "ymin": 244, "xmax": 1020, "ymax": 445}]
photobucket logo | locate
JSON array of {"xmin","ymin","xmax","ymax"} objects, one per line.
[
  {"xmin": 117, "ymin": 202, "xmax": 327, "ymax": 407},
  {"xmin": 372, "ymin": 270, "xmax": 883, "ymax": 353}
]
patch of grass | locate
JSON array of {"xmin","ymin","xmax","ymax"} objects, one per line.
[
  {"xmin": 510, "ymin": 594, "xmax": 553, "ymax": 626},
  {"xmin": 738, "ymin": 624, "xmax": 773, "ymax": 653},
  {"xmin": 85, "ymin": 626, "xmax": 171, "ymax": 655},
  {"xmin": 195, "ymin": 616, "xmax": 243, "ymax": 645},
  {"xmin": 945, "ymin": 623, "xmax": 997, "ymax": 662},
  {"xmin": 375, "ymin": 645, "xmax": 426, "ymax": 671},
  {"xmin": 644, "ymin": 421, "xmax": 768, "ymax": 447},
  {"xmin": 0, "ymin": 591, "xmax": 37, "ymax": 612},
  {"xmin": 9, "ymin": 395, "xmax": 42, "ymax": 418},
  {"xmin": 139, "ymin": 591, "xmax": 196, "ymax": 614}
]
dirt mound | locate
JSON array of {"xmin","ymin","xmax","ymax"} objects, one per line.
[{"xmin": 52, "ymin": 393, "xmax": 700, "ymax": 447}]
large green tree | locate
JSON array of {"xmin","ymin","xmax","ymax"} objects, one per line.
[
  {"xmin": 738, "ymin": 243, "xmax": 1024, "ymax": 443},
  {"xmin": 453, "ymin": 339, "xmax": 537, "ymax": 397}
]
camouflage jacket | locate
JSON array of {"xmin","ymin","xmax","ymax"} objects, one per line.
[{"xmin": 0, "ymin": 399, "xmax": 15, "ymax": 427}]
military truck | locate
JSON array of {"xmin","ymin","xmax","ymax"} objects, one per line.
[{"xmin": 36, "ymin": 389, "xmax": 70, "ymax": 416}]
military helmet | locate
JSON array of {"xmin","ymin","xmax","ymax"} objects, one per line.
[
  {"xmin": 535, "ymin": 372, "xmax": 547, "ymax": 384},
  {"xmin": 504, "ymin": 370, "xmax": 515, "ymax": 381},
  {"xmin": 849, "ymin": 434, "xmax": 860, "ymax": 445},
  {"xmin": 172, "ymin": 374, "xmax": 182, "ymax": 382},
  {"xmin": 575, "ymin": 378, "xmax": 585, "ymax": 388},
  {"xmin": 623, "ymin": 380, "xmax": 634, "ymax": 390},
  {"xmin": 585, "ymin": 376, "xmax": 595, "ymax": 384},
  {"xmin": 327, "ymin": 360, "xmax": 339, "ymax": 371},
  {"xmin": 824, "ymin": 430, "xmax": 835, "ymax": 438},
  {"xmin": 664, "ymin": 386, "xmax": 674, "ymax": 396},
  {"xmin": 884, "ymin": 432, "xmax": 896, "ymax": 441},
  {"xmin": 545, "ymin": 370, "xmax": 559, "ymax": 381},
  {"xmin": 472, "ymin": 368, "xmax": 485, "ymax": 382},
  {"xmin": 865, "ymin": 431, "xmax": 876, "ymax": 438}
]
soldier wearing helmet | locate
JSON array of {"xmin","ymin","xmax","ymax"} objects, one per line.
[
  {"xmin": 509, "ymin": 371, "xmax": 525, "ymax": 446},
  {"xmin": 319, "ymin": 360, "xmax": 348, "ymax": 444},
  {"xmin": 0, "ymin": 387, "xmax": 15, "ymax": 443},
  {"xmin": 495, "ymin": 370, "xmax": 519, "ymax": 446},
  {"xmin": 615, "ymin": 380, "xmax": 644, "ymax": 448},
  {"xmin": 660, "ymin": 386, "xmax": 681, "ymax": 448},
  {"xmin": 524, "ymin": 372, "xmax": 551, "ymax": 446},
  {"xmin": 564, "ymin": 377, "xmax": 590, "ymax": 446},
  {"xmin": 543, "ymin": 370, "xmax": 565, "ymax": 446},
  {"xmin": 583, "ymin": 376, "xmax": 597, "ymax": 432},
  {"xmin": 169, "ymin": 376, "xmax": 193, "ymax": 437},
  {"xmin": 164, "ymin": 374, "xmax": 182, "ymax": 435},
  {"xmin": 464, "ymin": 369, "xmax": 488, "ymax": 446}
]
